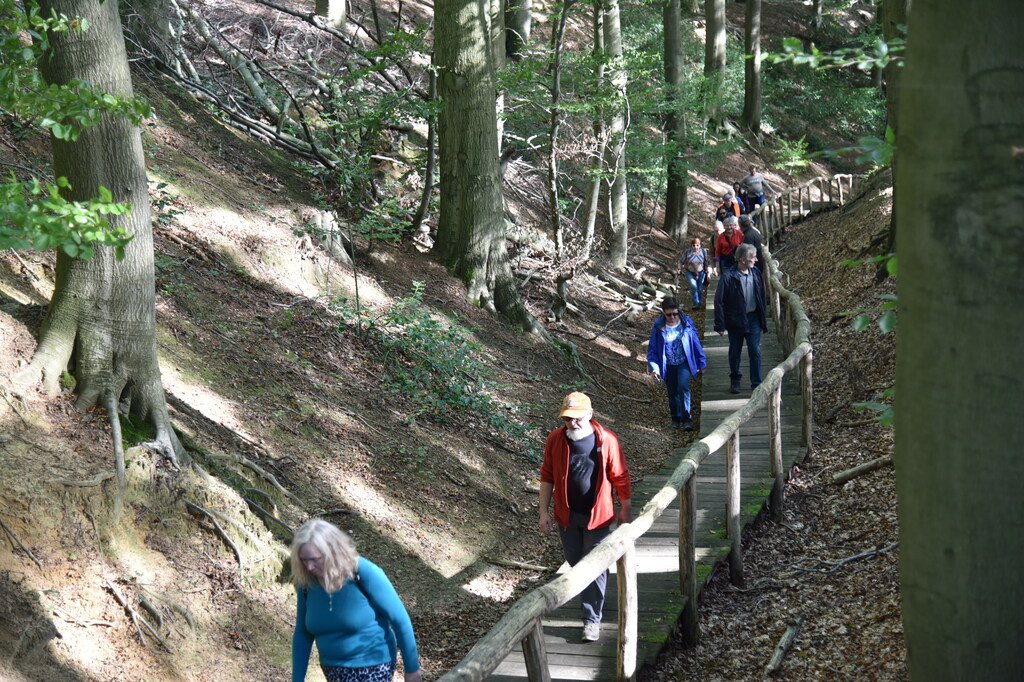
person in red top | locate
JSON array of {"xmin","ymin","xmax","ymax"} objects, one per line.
[
  {"xmin": 539, "ymin": 392, "xmax": 632, "ymax": 643},
  {"xmin": 715, "ymin": 216, "xmax": 744, "ymax": 272}
]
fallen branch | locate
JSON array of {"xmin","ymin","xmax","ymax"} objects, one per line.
[
  {"xmin": 138, "ymin": 586, "xmax": 196, "ymax": 630},
  {"xmin": 763, "ymin": 614, "xmax": 805, "ymax": 677},
  {"xmin": 206, "ymin": 452, "xmax": 303, "ymax": 506},
  {"xmin": 184, "ymin": 501, "xmax": 244, "ymax": 568},
  {"xmin": 0, "ymin": 516, "xmax": 43, "ymax": 569},
  {"xmin": 483, "ymin": 557, "xmax": 549, "ymax": 572},
  {"xmin": 832, "ymin": 455, "xmax": 893, "ymax": 485}
]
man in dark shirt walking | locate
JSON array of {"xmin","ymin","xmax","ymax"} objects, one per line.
[{"xmin": 539, "ymin": 392, "xmax": 632, "ymax": 642}]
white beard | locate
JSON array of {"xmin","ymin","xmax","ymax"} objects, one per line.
[{"xmin": 565, "ymin": 422, "xmax": 595, "ymax": 441}]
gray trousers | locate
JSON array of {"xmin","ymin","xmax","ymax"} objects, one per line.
[{"xmin": 558, "ymin": 515, "xmax": 611, "ymax": 625}]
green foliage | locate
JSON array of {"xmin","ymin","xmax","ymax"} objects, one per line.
[
  {"xmin": 0, "ymin": 177, "xmax": 132, "ymax": 257},
  {"xmin": 773, "ymin": 135, "xmax": 811, "ymax": 170},
  {"xmin": 768, "ymin": 36, "xmax": 904, "ymax": 73},
  {"xmin": 763, "ymin": 45, "xmax": 886, "ymax": 154},
  {"xmin": 332, "ymin": 283, "xmax": 537, "ymax": 459},
  {"xmin": 840, "ymin": 254, "xmax": 897, "ymax": 427},
  {"xmin": 0, "ymin": 0, "xmax": 148, "ymax": 258},
  {"xmin": 853, "ymin": 387, "xmax": 895, "ymax": 428},
  {"xmin": 823, "ymin": 126, "xmax": 895, "ymax": 167}
]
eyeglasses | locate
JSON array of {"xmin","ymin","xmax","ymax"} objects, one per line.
[{"xmin": 664, "ymin": 312, "xmax": 680, "ymax": 318}]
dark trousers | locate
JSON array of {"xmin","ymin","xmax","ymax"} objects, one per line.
[
  {"xmin": 665, "ymin": 363, "xmax": 693, "ymax": 422},
  {"xmin": 727, "ymin": 311, "xmax": 763, "ymax": 388},
  {"xmin": 558, "ymin": 519, "xmax": 611, "ymax": 624}
]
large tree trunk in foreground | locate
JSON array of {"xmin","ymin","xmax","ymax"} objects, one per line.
[
  {"xmin": 15, "ymin": 0, "xmax": 184, "ymax": 463},
  {"xmin": 894, "ymin": 1, "xmax": 1024, "ymax": 678},
  {"xmin": 435, "ymin": 0, "xmax": 541, "ymax": 334},
  {"xmin": 662, "ymin": 0, "xmax": 688, "ymax": 244},
  {"xmin": 601, "ymin": 0, "xmax": 628, "ymax": 269}
]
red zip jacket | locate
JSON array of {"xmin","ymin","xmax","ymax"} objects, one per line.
[{"xmin": 539, "ymin": 420, "xmax": 632, "ymax": 530}]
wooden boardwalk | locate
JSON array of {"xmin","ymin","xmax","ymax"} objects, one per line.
[{"xmin": 489, "ymin": 279, "xmax": 806, "ymax": 681}]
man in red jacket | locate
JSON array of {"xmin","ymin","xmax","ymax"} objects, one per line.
[{"xmin": 539, "ymin": 392, "xmax": 632, "ymax": 642}]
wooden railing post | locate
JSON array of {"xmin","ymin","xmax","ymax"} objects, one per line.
[
  {"xmin": 769, "ymin": 385, "xmax": 784, "ymax": 523},
  {"xmin": 828, "ymin": 175, "xmax": 834, "ymax": 204},
  {"xmin": 786, "ymin": 191, "xmax": 792, "ymax": 227},
  {"xmin": 521, "ymin": 618, "xmax": 551, "ymax": 682},
  {"xmin": 801, "ymin": 349, "xmax": 814, "ymax": 459},
  {"xmin": 838, "ymin": 176, "xmax": 845, "ymax": 204},
  {"xmin": 726, "ymin": 431, "xmax": 745, "ymax": 587},
  {"xmin": 616, "ymin": 543, "xmax": 638, "ymax": 681},
  {"xmin": 678, "ymin": 472, "xmax": 698, "ymax": 646}
]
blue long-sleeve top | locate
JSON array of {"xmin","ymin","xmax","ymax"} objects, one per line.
[
  {"xmin": 292, "ymin": 557, "xmax": 420, "ymax": 681},
  {"xmin": 647, "ymin": 314, "xmax": 706, "ymax": 378}
]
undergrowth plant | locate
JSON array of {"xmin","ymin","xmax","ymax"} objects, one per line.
[{"xmin": 332, "ymin": 282, "xmax": 537, "ymax": 459}]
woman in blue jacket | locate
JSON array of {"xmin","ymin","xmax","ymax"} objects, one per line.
[
  {"xmin": 291, "ymin": 519, "xmax": 421, "ymax": 682},
  {"xmin": 647, "ymin": 298, "xmax": 707, "ymax": 430}
]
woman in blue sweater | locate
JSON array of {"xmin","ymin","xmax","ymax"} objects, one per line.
[
  {"xmin": 291, "ymin": 520, "xmax": 421, "ymax": 682},
  {"xmin": 647, "ymin": 297, "xmax": 707, "ymax": 430}
]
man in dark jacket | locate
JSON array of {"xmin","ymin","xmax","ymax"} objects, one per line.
[
  {"xmin": 714, "ymin": 243, "xmax": 768, "ymax": 394},
  {"xmin": 739, "ymin": 215, "xmax": 765, "ymax": 276}
]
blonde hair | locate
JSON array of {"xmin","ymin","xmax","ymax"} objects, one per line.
[{"xmin": 290, "ymin": 519, "xmax": 359, "ymax": 593}]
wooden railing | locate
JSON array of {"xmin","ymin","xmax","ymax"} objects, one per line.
[
  {"xmin": 754, "ymin": 173, "xmax": 863, "ymax": 248},
  {"xmin": 438, "ymin": 174, "xmax": 860, "ymax": 682}
]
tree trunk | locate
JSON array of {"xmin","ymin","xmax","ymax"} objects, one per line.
[
  {"xmin": 874, "ymin": 0, "xmax": 910, "ymax": 283},
  {"xmin": 435, "ymin": 0, "xmax": 542, "ymax": 334},
  {"xmin": 662, "ymin": 0, "xmax": 689, "ymax": 244},
  {"xmin": 810, "ymin": 0, "xmax": 823, "ymax": 30},
  {"xmin": 315, "ymin": 0, "xmax": 347, "ymax": 28},
  {"xmin": 601, "ymin": 0, "xmax": 628, "ymax": 269},
  {"xmin": 16, "ymin": 0, "xmax": 184, "ymax": 464},
  {"xmin": 894, "ymin": 2, "xmax": 1024, "ymax": 678},
  {"xmin": 547, "ymin": 0, "xmax": 571, "ymax": 261},
  {"xmin": 742, "ymin": 0, "xmax": 762, "ymax": 133},
  {"xmin": 703, "ymin": 0, "xmax": 726, "ymax": 128},
  {"xmin": 505, "ymin": 0, "xmax": 532, "ymax": 61},
  {"xmin": 580, "ymin": 0, "xmax": 606, "ymax": 262}
]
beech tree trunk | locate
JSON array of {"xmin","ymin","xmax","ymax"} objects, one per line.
[
  {"xmin": 17, "ymin": 0, "xmax": 184, "ymax": 463},
  {"xmin": 894, "ymin": 2, "xmax": 1024, "ymax": 678},
  {"xmin": 662, "ymin": 0, "xmax": 688, "ymax": 244},
  {"xmin": 315, "ymin": 0, "xmax": 347, "ymax": 28},
  {"xmin": 435, "ymin": 0, "xmax": 541, "ymax": 334},
  {"xmin": 703, "ymin": 0, "xmax": 726, "ymax": 128},
  {"xmin": 580, "ymin": 0, "xmax": 606, "ymax": 262},
  {"xmin": 601, "ymin": 0, "xmax": 628, "ymax": 269},
  {"xmin": 505, "ymin": 0, "xmax": 532, "ymax": 61},
  {"xmin": 742, "ymin": 0, "xmax": 762, "ymax": 132}
]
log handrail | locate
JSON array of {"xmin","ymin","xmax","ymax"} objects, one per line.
[{"xmin": 438, "ymin": 173, "xmax": 860, "ymax": 682}]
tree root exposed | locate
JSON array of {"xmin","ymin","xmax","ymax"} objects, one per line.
[
  {"xmin": 185, "ymin": 501, "xmax": 244, "ymax": 568},
  {"xmin": 47, "ymin": 471, "xmax": 115, "ymax": 487},
  {"xmin": 0, "ymin": 517, "xmax": 43, "ymax": 569},
  {"xmin": 206, "ymin": 452, "xmax": 303, "ymax": 506},
  {"xmin": 105, "ymin": 579, "xmax": 172, "ymax": 652}
]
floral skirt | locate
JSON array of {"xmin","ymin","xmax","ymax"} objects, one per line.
[{"xmin": 321, "ymin": 661, "xmax": 396, "ymax": 682}]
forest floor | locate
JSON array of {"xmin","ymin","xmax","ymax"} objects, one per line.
[{"xmin": 0, "ymin": 2, "xmax": 903, "ymax": 681}]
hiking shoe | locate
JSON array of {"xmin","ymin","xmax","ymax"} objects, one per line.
[
  {"xmin": 582, "ymin": 622, "xmax": 600, "ymax": 642},
  {"xmin": 682, "ymin": 419, "xmax": 695, "ymax": 431},
  {"xmin": 729, "ymin": 379, "xmax": 742, "ymax": 394}
]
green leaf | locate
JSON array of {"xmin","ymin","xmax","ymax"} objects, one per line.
[
  {"xmin": 886, "ymin": 254, "xmax": 898, "ymax": 276},
  {"xmin": 62, "ymin": 241, "xmax": 78, "ymax": 257},
  {"xmin": 878, "ymin": 310, "xmax": 896, "ymax": 334},
  {"xmin": 852, "ymin": 314, "xmax": 871, "ymax": 332}
]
